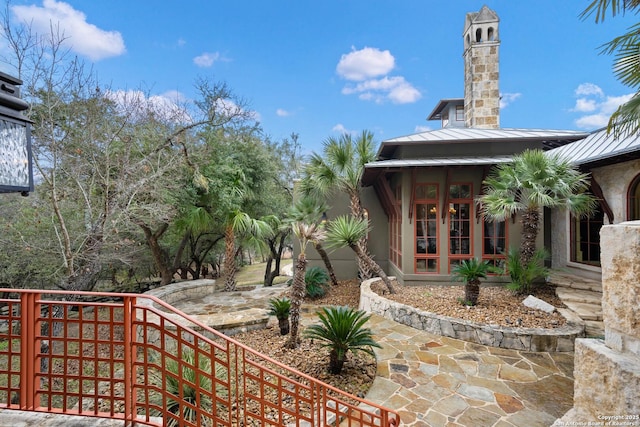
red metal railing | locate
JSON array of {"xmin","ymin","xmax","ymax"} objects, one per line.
[{"xmin": 0, "ymin": 288, "xmax": 399, "ymax": 426}]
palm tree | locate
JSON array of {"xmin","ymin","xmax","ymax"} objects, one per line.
[
  {"xmin": 222, "ymin": 210, "xmax": 272, "ymax": 291},
  {"xmin": 289, "ymin": 195, "xmax": 338, "ymax": 287},
  {"xmin": 299, "ymin": 130, "xmax": 377, "ymax": 279},
  {"xmin": 326, "ymin": 216, "xmax": 396, "ymax": 294},
  {"xmin": 451, "ymin": 258, "xmax": 490, "ymax": 306},
  {"xmin": 303, "ymin": 306, "xmax": 381, "ymax": 374},
  {"xmin": 478, "ymin": 149, "xmax": 596, "ymax": 266},
  {"xmin": 581, "ymin": 1, "xmax": 640, "ymax": 136},
  {"xmin": 286, "ymin": 222, "xmax": 326, "ymax": 349}
]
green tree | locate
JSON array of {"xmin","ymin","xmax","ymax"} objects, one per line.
[
  {"xmin": 289, "ymin": 195, "xmax": 339, "ymax": 287},
  {"xmin": 222, "ymin": 210, "xmax": 271, "ymax": 291},
  {"xmin": 451, "ymin": 258, "xmax": 490, "ymax": 306},
  {"xmin": 303, "ymin": 306, "xmax": 381, "ymax": 374},
  {"xmin": 300, "ymin": 130, "xmax": 377, "ymax": 280},
  {"xmin": 325, "ymin": 216, "xmax": 396, "ymax": 294},
  {"xmin": 478, "ymin": 149, "xmax": 596, "ymax": 266},
  {"xmin": 582, "ymin": 0, "xmax": 640, "ymax": 135},
  {"xmin": 286, "ymin": 222, "xmax": 326, "ymax": 349}
]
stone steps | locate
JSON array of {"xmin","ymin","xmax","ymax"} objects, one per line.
[
  {"xmin": 549, "ymin": 271, "xmax": 603, "ymax": 337},
  {"xmin": 548, "ymin": 272, "xmax": 602, "ymax": 292}
]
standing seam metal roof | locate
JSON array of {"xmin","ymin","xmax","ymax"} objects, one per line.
[
  {"xmin": 548, "ymin": 127, "xmax": 640, "ymax": 165},
  {"xmin": 382, "ymin": 127, "xmax": 590, "ymax": 144}
]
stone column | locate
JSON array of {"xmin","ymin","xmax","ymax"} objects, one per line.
[{"xmin": 555, "ymin": 221, "xmax": 640, "ymax": 425}]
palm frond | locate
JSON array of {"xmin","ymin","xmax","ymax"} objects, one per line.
[{"xmin": 325, "ymin": 215, "xmax": 369, "ymax": 249}]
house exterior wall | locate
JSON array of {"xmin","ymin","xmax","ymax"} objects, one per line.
[
  {"xmin": 550, "ymin": 158, "xmax": 640, "ymax": 276},
  {"xmin": 383, "ymin": 166, "xmax": 539, "ymax": 286},
  {"xmin": 304, "ymin": 187, "xmax": 389, "ymax": 280}
]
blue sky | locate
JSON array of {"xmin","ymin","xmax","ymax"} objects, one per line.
[{"xmin": 1, "ymin": 1, "xmax": 637, "ymax": 154}]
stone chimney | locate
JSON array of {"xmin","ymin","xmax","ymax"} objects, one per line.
[{"xmin": 463, "ymin": 5, "xmax": 500, "ymax": 129}]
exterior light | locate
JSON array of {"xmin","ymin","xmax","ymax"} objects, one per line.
[{"xmin": 0, "ymin": 72, "xmax": 33, "ymax": 196}]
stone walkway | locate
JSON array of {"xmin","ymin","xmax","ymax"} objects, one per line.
[{"xmin": 362, "ymin": 314, "xmax": 574, "ymax": 426}]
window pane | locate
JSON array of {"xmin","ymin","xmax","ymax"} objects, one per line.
[{"xmin": 416, "ymin": 259, "xmax": 437, "ymax": 273}]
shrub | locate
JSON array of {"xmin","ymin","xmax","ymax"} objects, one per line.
[
  {"xmin": 502, "ymin": 248, "xmax": 549, "ymax": 294},
  {"xmin": 451, "ymin": 258, "xmax": 490, "ymax": 306},
  {"xmin": 268, "ymin": 297, "xmax": 291, "ymax": 335},
  {"xmin": 304, "ymin": 266, "xmax": 329, "ymax": 299},
  {"xmin": 303, "ymin": 306, "xmax": 381, "ymax": 374}
]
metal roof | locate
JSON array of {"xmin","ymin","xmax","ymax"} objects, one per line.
[
  {"xmin": 427, "ymin": 98, "xmax": 463, "ymax": 121},
  {"xmin": 364, "ymin": 156, "xmax": 513, "ymax": 168},
  {"xmin": 378, "ymin": 127, "xmax": 589, "ymax": 159},
  {"xmin": 548, "ymin": 127, "xmax": 640, "ymax": 166},
  {"xmin": 383, "ymin": 127, "xmax": 589, "ymax": 144}
]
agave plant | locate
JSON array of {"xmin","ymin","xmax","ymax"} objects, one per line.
[
  {"xmin": 268, "ymin": 297, "xmax": 291, "ymax": 335},
  {"xmin": 303, "ymin": 306, "xmax": 381, "ymax": 374},
  {"xmin": 451, "ymin": 258, "xmax": 490, "ymax": 306}
]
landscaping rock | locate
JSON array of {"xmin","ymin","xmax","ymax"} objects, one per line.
[{"xmin": 522, "ymin": 295, "xmax": 556, "ymax": 313}]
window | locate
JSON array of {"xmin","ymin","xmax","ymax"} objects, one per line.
[
  {"xmin": 389, "ymin": 184, "xmax": 402, "ymax": 268},
  {"xmin": 448, "ymin": 184, "xmax": 472, "ymax": 271},
  {"xmin": 442, "ymin": 111, "xmax": 449, "ymax": 128},
  {"xmin": 628, "ymin": 173, "xmax": 640, "ymax": 220},
  {"xmin": 415, "ymin": 184, "xmax": 438, "ymax": 273},
  {"xmin": 571, "ymin": 204, "xmax": 604, "ymax": 266},
  {"xmin": 482, "ymin": 220, "xmax": 506, "ymax": 269},
  {"xmin": 455, "ymin": 105, "xmax": 464, "ymax": 122}
]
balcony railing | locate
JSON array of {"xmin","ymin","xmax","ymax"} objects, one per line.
[{"xmin": 0, "ymin": 288, "xmax": 399, "ymax": 426}]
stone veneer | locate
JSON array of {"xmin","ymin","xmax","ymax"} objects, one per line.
[
  {"xmin": 556, "ymin": 221, "xmax": 640, "ymax": 425},
  {"xmin": 359, "ymin": 278, "xmax": 585, "ymax": 352}
]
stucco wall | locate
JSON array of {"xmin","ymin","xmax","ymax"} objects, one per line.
[
  {"xmin": 550, "ymin": 158, "xmax": 640, "ymax": 274},
  {"xmin": 304, "ymin": 187, "xmax": 389, "ymax": 280}
]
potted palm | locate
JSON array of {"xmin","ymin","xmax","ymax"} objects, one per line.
[
  {"xmin": 268, "ymin": 297, "xmax": 291, "ymax": 335},
  {"xmin": 451, "ymin": 258, "xmax": 490, "ymax": 306},
  {"xmin": 303, "ymin": 306, "xmax": 381, "ymax": 374}
]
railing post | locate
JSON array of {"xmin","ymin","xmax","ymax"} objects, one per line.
[
  {"xmin": 19, "ymin": 292, "xmax": 39, "ymax": 410},
  {"xmin": 123, "ymin": 296, "xmax": 136, "ymax": 426}
]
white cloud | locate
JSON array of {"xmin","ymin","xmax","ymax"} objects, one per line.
[
  {"xmin": 600, "ymin": 94, "xmax": 634, "ymax": 114},
  {"xmin": 276, "ymin": 108, "xmax": 291, "ymax": 117},
  {"xmin": 572, "ymin": 98, "xmax": 597, "ymax": 113},
  {"xmin": 575, "ymin": 114, "xmax": 611, "ymax": 129},
  {"xmin": 104, "ymin": 89, "xmax": 191, "ymax": 123},
  {"xmin": 12, "ymin": 0, "xmax": 125, "ymax": 61},
  {"xmin": 572, "ymin": 83, "xmax": 634, "ymax": 130},
  {"xmin": 193, "ymin": 52, "xmax": 220, "ymax": 68},
  {"xmin": 575, "ymin": 83, "xmax": 604, "ymax": 97},
  {"xmin": 332, "ymin": 123, "xmax": 356, "ymax": 134},
  {"xmin": 499, "ymin": 92, "xmax": 521, "ymax": 109},
  {"xmin": 414, "ymin": 125, "xmax": 431, "ymax": 133},
  {"xmin": 336, "ymin": 46, "xmax": 395, "ymax": 81},
  {"xmin": 340, "ymin": 72, "xmax": 421, "ymax": 104}
]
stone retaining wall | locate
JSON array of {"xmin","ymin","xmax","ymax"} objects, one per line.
[
  {"xmin": 359, "ymin": 278, "xmax": 585, "ymax": 352},
  {"xmin": 137, "ymin": 279, "xmax": 269, "ymax": 341}
]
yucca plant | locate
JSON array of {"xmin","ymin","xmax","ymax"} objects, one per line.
[
  {"xmin": 268, "ymin": 297, "xmax": 291, "ymax": 335},
  {"xmin": 303, "ymin": 306, "xmax": 381, "ymax": 374},
  {"xmin": 305, "ymin": 266, "xmax": 329, "ymax": 299},
  {"xmin": 451, "ymin": 258, "xmax": 490, "ymax": 306}
]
